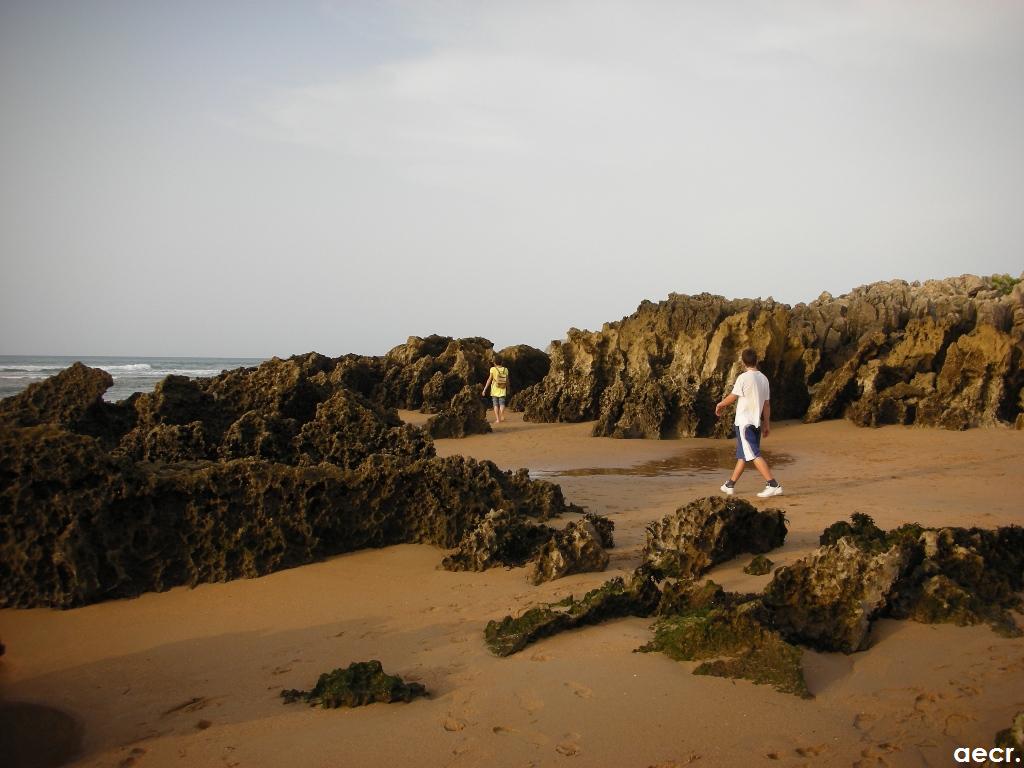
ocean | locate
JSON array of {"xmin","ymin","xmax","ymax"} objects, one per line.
[{"xmin": 0, "ymin": 355, "xmax": 267, "ymax": 403}]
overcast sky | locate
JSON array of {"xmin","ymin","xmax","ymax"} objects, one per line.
[{"xmin": 1, "ymin": 1, "xmax": 1022, "ymax": 357}]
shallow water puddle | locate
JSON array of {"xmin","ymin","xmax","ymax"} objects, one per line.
[{"xmin": 529, "ymin": 446, "xmax": 795, "ymax": 479}]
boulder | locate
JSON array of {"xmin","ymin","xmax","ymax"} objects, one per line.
[
  {"xmin": 424, "ymin": 386, "xmax": 492, "ymax": 438},
  {"xmin": 642, "ymin": 496, "xmax": 787, "ymax": 579},
  {"xmin": 762, "ymin": 538, "xmax": 908, "ymax": 653},
  {"xmin": 280, "ymin": 661, "xmax": 426, "ymax": 708},
  {"xmin": 441, "ymin": 508, "xmax": 554, "ymax": 572},
  {"xmin": 526, "ymin": 518, "xmax": 610, "ymax": 585}
]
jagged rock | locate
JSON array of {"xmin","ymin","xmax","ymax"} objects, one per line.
[
  {"xmin": 762, "ymin": 538, "xmax": 908, "ymax": 653},
  {"xmin": 818, "ymin": 513, "xmax": 1024, "ymax": 637},
  {"xmin": 280, "ymin": 661, "xmax": 425, "ymax": 707},
  {"xmin": 584, "ymin": 512, "xmax": 615, "ymax": 548},
  {"xmin": 744, "ymin": 555, "xmax": 774, "ymax": 575},
  {"xmin": 0, "ymin": 362, "xmax": 133, "ymax": 445},
  {"xmin": 0, "ymin": 425, "xmax": 575, "ymax": 608},
  {"xmin": 484, "ymin": 569, "xmax": 661, "ymax": 656},
  {"xmin": 514, "ymin": 274, "xmax": 1024, "ymax": 437},
  {"xmin": 441, "ymin": 508, "xmax": 554, "ymax": 572},
  {"xmin": 642, "ymin": 496, "xmax": 787, "ymax": 579},
  {"xmin": 995, "ymin": 712, "xmax": 1024, "ymax": 752},
  {"xmin": 526, "ymin": 518, "xmax": 610, "ymax": 585},
  {"xmin": 424, "ymin": 386, "xmax": 492, "ymax": 438},
  {"xmin": 639, "ymin": 599, "xmax": 810, "ymax": 699}
]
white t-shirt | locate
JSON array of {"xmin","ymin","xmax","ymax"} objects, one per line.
[{"xmin": 731, "ymin": 369, "xmax": 770, "ymax": 428}]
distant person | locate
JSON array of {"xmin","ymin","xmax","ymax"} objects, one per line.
[
  {"xmin": 482, "ymin": 359, "xmax": 510, "ymax": 424},
  {"xmin": 714, "ymin": 348, "xmax": 783, "ymax": 498}
]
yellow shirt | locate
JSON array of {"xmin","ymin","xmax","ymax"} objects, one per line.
[{"xmin": 489, "ymin": 366, "xmax": 509, "ymax": 397}]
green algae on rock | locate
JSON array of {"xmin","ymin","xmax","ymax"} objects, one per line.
[
  {"xmin": 743, "ymin": 555, "xmax": 775, "ymax": 575},
  {"xmin": 280, "ymin": 661, "xmax": 426, "ymax": 708},
  {"xmin": 484, "ymin": 570, "xmax": 661, "ymax": 657},
  {"xmin": 638, "ymin": 601, "xmax": 811, "ymax": 699},
  {"xmin": 642, "ymin": 496, "xmax": 786, "ymax": 579}
]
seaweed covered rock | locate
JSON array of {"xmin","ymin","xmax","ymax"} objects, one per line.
[
  {"xmin": 441, "ymin": 508, "xmax": 554, "ymax": 572},
  {"xmin": 280, "ymin": 661, "xmax": 425, "ymax": 708},
  {"xmin": 526, "ymin": 518, "xmax": 611, "ymax": 585},
  {"xmin": 514, "ymin": 274, "xmax": 1024, "ymax": 436},
  {"xmin": 484, "ymin": 569, "xmax": 661, "ymax": 656},
  {"xmin": 424, "ymin": 386, "xmax": 492, "ymax": 439},
  {"xmin": 639, "ymin": 599, "xmax": 810, "ymax": 699},
  {"xmin": 744, "ymin": 555, "xmax": 775, "ymax": 575},
  {"xmin": 762, "ymin": 538, "xmax": 907, "ymax": 653},
  {"xmin": 642, "ymin": 496, "xmax": 787, "ymax": 579}
]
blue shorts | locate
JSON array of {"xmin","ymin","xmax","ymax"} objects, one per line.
[
  {"xmin": 735, "ymin": 425, "xmax": 761, "ymax": 461},
  {"xmin": 491, "ymin": 396, "xmax": 505, "ymax": 407}
]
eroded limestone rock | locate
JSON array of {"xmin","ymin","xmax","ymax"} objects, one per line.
[
  {"xmin": 526, "ymin": 518, "xmax": 610, "ymax": 585},
  {"xmin": 424, "ymin": 386, "xmax": 492, "ymax": 439},
  {"xmin": 642, "ymin": 496, "xmax": 787, "ymax": 579},
  {"xmin": 441, "ymin": 508, "xmax": 554, "ymax": 572}
]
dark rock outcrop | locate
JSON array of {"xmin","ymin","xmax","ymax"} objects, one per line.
[
  {"xmin": 441, "ymin": 508, "xmax": 554, "ymax": 572},
  {"xmin": 335, "ymin": 336, "xmax": 549, "ymax": 414},
  {"xmin": 424, "ymin": 386, "xmax": 492, "ymax": 438},
  {"xmin": 996, "ymin": 712, "xmax": 1024, "ymax": 753},
  {"xmin": 642, "ymin": 496, "xmax": 787, "ymax": 578},
  {"xmin": 763, "ymin": 514, "xmax": 1024, "ymax": 652},
  {"xmin": 526, "ymin": 518, "xmax": 610, "ymax": 585},
  {"xmin": 513, "ymin": 274, "xmax": 1024, "ymax": 437},
  {"xmin": 762, "ymin": 538, "xmax": 908, "ymax": 653},
  {"xmin": 280, "ymin": 661, "xmax": 426, "ymax": 707},
  {"xmin": 0, "ymin": 354, "xmax": 579, "ymax": 609}
]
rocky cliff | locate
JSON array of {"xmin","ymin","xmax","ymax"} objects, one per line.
[{"xmin": 511, "ymin": 274, "xmax": 1023, "ymax": 437}]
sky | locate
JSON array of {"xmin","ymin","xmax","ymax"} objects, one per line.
[{"xmin": 1, "ymin": 1, "xmax": 1022, "ymax": 358}]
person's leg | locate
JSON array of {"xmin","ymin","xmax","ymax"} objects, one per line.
[
  {"xmin": 498, "ymin": 399, "xmax": 505, "ymax": 422},
  {"xmin": 752, "ymin": 456, "xmax": 774, "ymax": 482},
  {"xmin": 492, "ymin": 397, "xmax": 500, "ymax": 423},
  {"xmin": 730, "ymin": 459, "xmax": 746, "ymax": 482}
]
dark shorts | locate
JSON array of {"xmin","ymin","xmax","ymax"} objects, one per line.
[
  {"xmin": 491, "ymin": 396, "xmax": 506, "ymax": 407},
  {"xmin": 735, "ymin": 425, "xmax": 761, "ymax": 461}
]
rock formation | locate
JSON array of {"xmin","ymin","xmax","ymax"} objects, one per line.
[
  {"xmin": 0, "ymin": 356, "xmax": 578, "ymax": 609},
  {"xmin": 512, "ymin": 274, "xmax": 1024, "ymax": 437},
  {"xmin": 642, "ymin": 496, "xmax": 787, "ymax": 578},
  {"xmin": 526, "ymin": 518, "xmax": 610, "ymax": 585},
  {"xmin": 280, "ymin": 661, "xmax": 426, "ymax": 707},
  {"xmin": 424, "ymin": 386, "xmax": 492, "ymax": 438},
  {"xmin": 763, "ymin": 513, "xmax": 1024, "ymax": 652},
  {"xmin": 333, "ymin": 336, "xmax": 548, "ymax": 414}
]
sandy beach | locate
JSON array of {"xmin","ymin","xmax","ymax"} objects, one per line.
[{"xmin": 2, "ymin": 416, "xmax": 1022, "ymax": 768}]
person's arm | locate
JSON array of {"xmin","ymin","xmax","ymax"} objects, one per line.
[
  {"xmin": 715, "ymin": 393, "xmax": 738, "ymax": 417},
  {"xmin": 761, "ymin": 401, "xmax": 771, "ymax": 437},
  {"xmin": 482, "ymin": 372, "xmax": 492, "ymax": 395}
]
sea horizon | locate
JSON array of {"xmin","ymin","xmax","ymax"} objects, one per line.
[{"xmin": 0, "ymin": 354, "xmax": 268, "ymax": 402}]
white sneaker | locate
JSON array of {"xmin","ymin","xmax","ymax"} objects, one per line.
[
  {"xmin": 756, "ymin": 484, "xmax": 783, "ymax": 498},
  {"xmin": 720, "ymin": 483, "xmax": 735, "ymax": 496}
]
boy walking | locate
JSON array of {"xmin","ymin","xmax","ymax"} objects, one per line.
[{"xmin": 714, "ymin": 348, "xmax": 783, "ymax": 498}]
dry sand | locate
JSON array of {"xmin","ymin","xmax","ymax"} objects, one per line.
[{"xmin": 2, "ymin": 416, "xmax": 1023, "ymax": 768}]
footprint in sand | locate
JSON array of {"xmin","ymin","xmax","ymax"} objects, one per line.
[
  {"xmin": 564, "ymin": 681, "xmax": 593, "ymax": 699},
  {"xmin": 530, "ymin": 652, "xmax": 552, "ymax": 662},
  {"xmin": 556, "ymin": 733, "xmax": 583, "ymax": 757},
  {"xmin": 118, "ymin": 747, "xmax": 147, "ymax": 768},
  {"xmin": 162, "ymin": 697, "xmax": 215, "ymax": 716},
  {"xmin": 516, "ymin": 689, "xmax": 546, "ymax": 715},
  {"xmin": 443, "ymin": 717, "xmax": 467, "ymax": 732},
  {"xmin": 795, "ymin": 744, "xmax": 827, "ymax": 757}
]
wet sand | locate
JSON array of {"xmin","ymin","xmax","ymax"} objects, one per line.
[{"xmin": 1, "ymin": 415, "xmax": 1022, "ymax": 767}]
